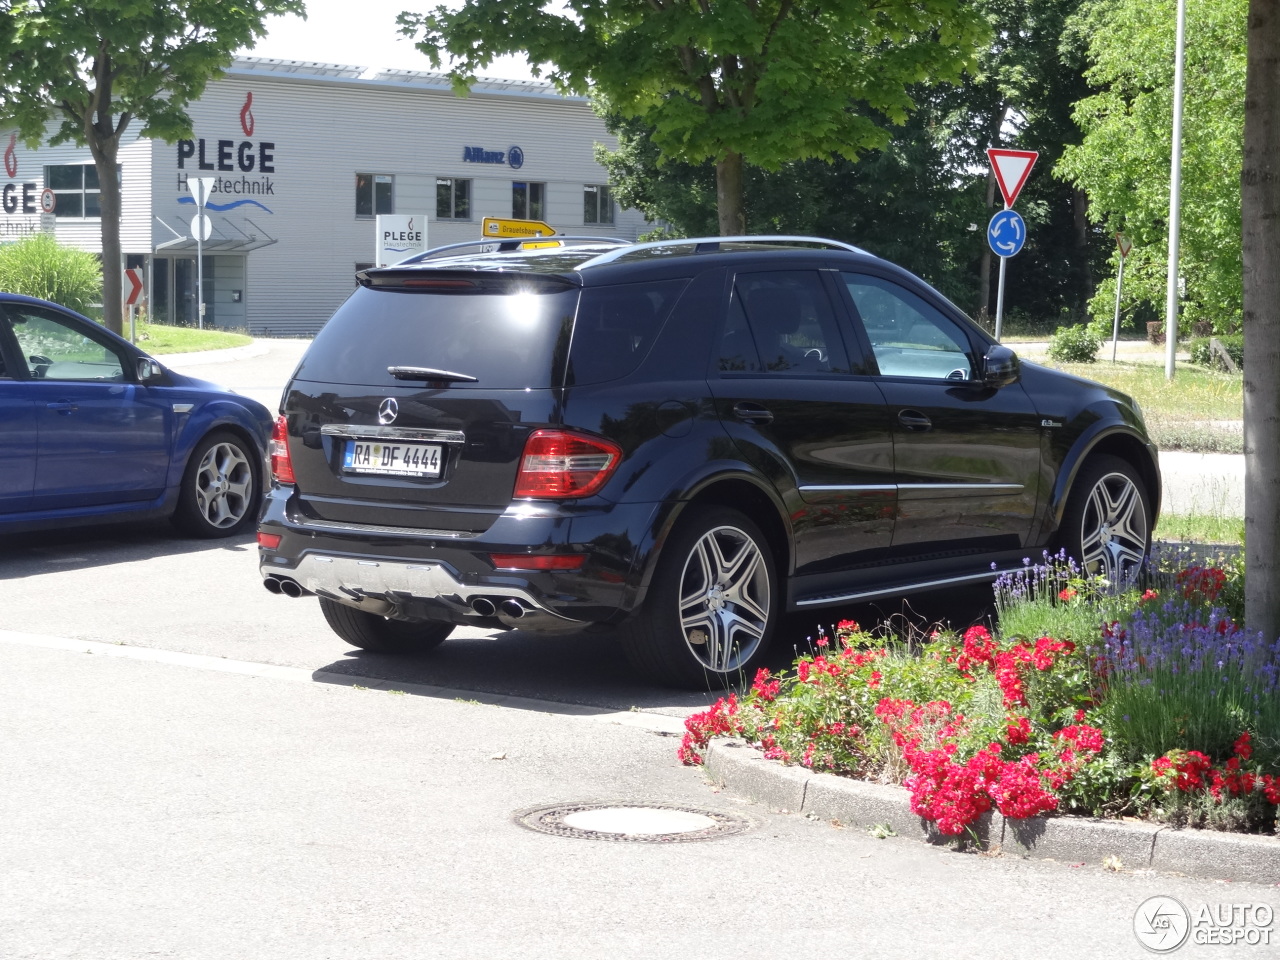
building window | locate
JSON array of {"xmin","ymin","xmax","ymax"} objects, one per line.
[
  {"xmin": 436, "ymin": 177, "xmax": 471, "ymax": 220},
  {"xmin": 355, "ymin": 174, "xmax": 394, "ymax": 218},
  {"xmin": 583, "ymin": 184, "xmax": 614, "ymax": 225},
  {"xmin": 512, "ymin": 181, "xmax": 546, "ymax": 221},
  {"xmin": 46, "ymin": 164, "xmax": 104, "ymax": 218}
]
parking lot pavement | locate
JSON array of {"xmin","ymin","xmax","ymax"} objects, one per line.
[{"xmin": 5, "ymin": 633, "xmax": 1278, "ymax": 960}]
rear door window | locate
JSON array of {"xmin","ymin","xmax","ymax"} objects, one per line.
[
  {"xmin": 294, "ymin": 283, "xmax": 581, "ymax": 388},
  {"xmin": 567, "ymin": 279, "xmax": 688, "ymax": 384},
  {"xmin": 717, "ymin": 270, "xmax": 851, "ymax": 375}
]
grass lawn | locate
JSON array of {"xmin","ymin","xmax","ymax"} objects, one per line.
[{"xmin": 132, "ymin": 322, "xmax": 254, "ymax": 354}]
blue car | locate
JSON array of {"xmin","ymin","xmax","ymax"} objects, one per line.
[{"xmin": 0, "ymin": 292, "xmax": 273, "ymax": 538}]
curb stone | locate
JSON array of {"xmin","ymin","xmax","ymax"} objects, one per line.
[{"xmin": 705, "ymin": 739, "xmax": 1280, "ymax": 885}]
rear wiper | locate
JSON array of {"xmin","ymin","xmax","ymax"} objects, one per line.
[{"xmin": 387, "ymin": 366, "xmax": 478, "ymax": 383}]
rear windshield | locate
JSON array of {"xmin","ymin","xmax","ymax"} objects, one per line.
[{"xmin": 293, "ymin": 285, "xmax": 580, "ymax": 388}]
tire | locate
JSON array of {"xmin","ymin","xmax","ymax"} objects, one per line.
[
  {"xmin": 620, "ymin": 506, "xmax": 779, "ymax": 690},
  {"xmin": 1058, "ymin": 454, "xmax": 1152, "ymax": 585},
  {"xmin": 172, "ymin": 430, "xmax": 261, "ymax": 538},
  {"xmin": 319, "ymin": 597, "xmax": 455, "ymax": 655}
]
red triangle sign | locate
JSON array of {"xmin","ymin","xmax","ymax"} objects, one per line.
[{"xmin": 987, "ymin": 148, "xmax": 1039, "ymax": 208}]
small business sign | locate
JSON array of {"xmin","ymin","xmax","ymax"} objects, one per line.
[
  {"xmin": 463, "ymin": 145, "xmax": 525, "ymax": 169},
  {"xmin": 482, "ymin": 216, "xmax": 556, "ymax": 239},
  {"xmin": 376, "ymin": 214, "xmax": 427, "ymax": 266}
]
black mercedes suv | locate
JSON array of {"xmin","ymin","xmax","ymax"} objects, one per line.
[{"xmin": 258, "ymin": 236, "xmax": 1160, "ymax": 688}]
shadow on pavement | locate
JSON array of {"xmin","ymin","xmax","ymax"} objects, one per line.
[{"xmin": 0, "ymin": 524, "xmax": 257, "ymax": 580}]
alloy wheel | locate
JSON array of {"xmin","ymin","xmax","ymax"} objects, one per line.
[{"xmin": 678, "ymin": 524, "xmax": 771, "ymax": 674}]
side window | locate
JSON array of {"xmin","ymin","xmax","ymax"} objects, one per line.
[
  {"xmin": 583, "ymin": 184, "xmax": 614, "ymax": 225},
  {"xmin": 720, "ymin": 271, "xmax": 850, "ymax": 375},
  {"xmin": 568, "ymin": 279, "xmax": 688, "ymax": 385},
  {"xmin": 8, "ymin": 307, "xmax": 125, "ymax": 381},
  {"xmin": 355, "ymin": 173, "xmax": 393, "ymax": 218},
  {"xmin": 843, "ymin": 274, "xmax": 975, "ymax": 381},
  {"xmin": 436, "ymin": 177, "xmax": 471, "ymax": 220}
]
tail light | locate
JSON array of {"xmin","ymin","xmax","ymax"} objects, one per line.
[
  {"xmin": 513, "ymin": 429, "xmax": 622, "ymax": 499},
  {"xmin": 269, "ymin": 415, "xmax": 295, "ymax": 484}
]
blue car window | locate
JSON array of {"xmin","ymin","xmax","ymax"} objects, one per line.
[{"xmin": 8, "ymin": 307, "xmax": 125, "ymax": 381}]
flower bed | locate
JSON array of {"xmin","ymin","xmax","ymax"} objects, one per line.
[{"xmin": 680, "ymin": 549, "xmax": 1280, "ymax": 838}]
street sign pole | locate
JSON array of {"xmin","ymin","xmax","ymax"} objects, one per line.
[
  {"xmin": 191, "ymin": 178, "xmax": 215, "ymax": 330},
  {"xmin": 995, "ymin": 255, "xmax": 1009, "ymax": 342},
  {"xmin": 1111, "ymin": 255, "xmax": 1125, "ymax": 363},
  {"xmin": 985, "ymin": 149, "xmax": 1038, "ymax": 341}
]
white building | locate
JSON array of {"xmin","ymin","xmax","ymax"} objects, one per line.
[{"xmin": 0, "ymin": 58, "xmax": 647, "ymax": 336}]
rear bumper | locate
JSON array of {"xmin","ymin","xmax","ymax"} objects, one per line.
[{"xmin": 257, "ymin": 485, "xmax": 656, "ymax": 630}]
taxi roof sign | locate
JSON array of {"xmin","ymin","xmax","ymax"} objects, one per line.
[{"xmin": 483, "ymin": 217, "xmax": 557, "ymax": 239}]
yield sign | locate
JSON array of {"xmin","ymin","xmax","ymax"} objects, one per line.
[
  {"xmin": 124, "ymin": 267, "xmax": 145, "ymax": 305},
  {"xmin": 1115, "ymin": 232, "xmax": 1133, "ymax": 258},
  {"xmin": 986, "ymin": 148, "xmax": 1039, "ymax": 208}
]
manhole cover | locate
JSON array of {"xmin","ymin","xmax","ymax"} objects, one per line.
[{"xmin": 514, "ymin": 801, "xmax": 752, "ymax": 843}]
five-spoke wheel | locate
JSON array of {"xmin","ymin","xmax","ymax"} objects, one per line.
[
  {"xmin": 173, "ymin": 430, "xmax": 261, "ymax": 538},
  {"xmin": 1060, "ymin": 454, "xmax": 1151, "ymax": 585},
  {"xmin": 621, "ymin": 506, "xmax": 777, "ymax": 689}
]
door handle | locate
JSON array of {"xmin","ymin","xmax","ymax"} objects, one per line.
[
  {"xmin": 46, "ymin": 401, "xmax": 77, "ymax": 414},
  {"xmin": 898, "ymin": 409, "xmax": 932, "ymax": 431},
  {"xmin": 732, "ymin": 402, "xmax": 774, "ymax": 425}
]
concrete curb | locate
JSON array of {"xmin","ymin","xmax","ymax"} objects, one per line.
[{"xmin": 705, "ymin": 739, "xmax": 1280, "ymax": 885}]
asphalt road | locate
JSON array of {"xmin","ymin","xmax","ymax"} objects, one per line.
[{"xmin": 1, "ymin": 339, "xmax": 1273, "ymax": 958}]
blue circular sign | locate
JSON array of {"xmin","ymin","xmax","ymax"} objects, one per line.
[
  {"xmin": 988, "ymin": 209, "xmax": 1026, "ymax": 258},
  {"xmin": 508, "ymin": 145, "xmax": 525, "ymax": 170}
]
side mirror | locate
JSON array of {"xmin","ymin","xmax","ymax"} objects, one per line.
[
  {"xmin": 136, "ymin": 357, "xmax": 162, "ymax": 383},
  {"xmin": 982, "ymin": 343, "xmax": 1021, "ymax": 388}
]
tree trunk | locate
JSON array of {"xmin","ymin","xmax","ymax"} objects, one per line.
[
  {"xmin": 716, "ymin": 151, "xmax": 746, "ymax": 236},
  {"xmin": 976, "ymin": 105, "xmax": 1008, "ymax": 324},
  {"xmin": 1073, "ymin": 187, "xmax": 1094, "ymax": 312},
  {"xmin": 977, "ymin": 169, "xmax": 996, "ymax": 324},
  {"xmin": 91, "ymin": 138, "xmax": 124, "ymax": 336},
  {"xmin": 1243, "ymin": 0, "xmax": 1280, "ymax": 640}
]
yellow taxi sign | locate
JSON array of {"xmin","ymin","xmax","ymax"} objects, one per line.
[{"xmin": 482, "ymin": 216, "xmax": 557, "ymax": 239}]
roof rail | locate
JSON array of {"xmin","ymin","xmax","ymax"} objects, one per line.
[
  {"xmin": 575, "ymin": 235, "xmax": 869, "ymax": 269},
  {"xmin": 397, "ymin": 236, "xmax": 631, "ymax": 264}
]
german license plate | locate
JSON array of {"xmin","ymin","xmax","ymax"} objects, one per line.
[{"xmin": 343, "ymin": 440, "xmax": 443, "ymax": 478}]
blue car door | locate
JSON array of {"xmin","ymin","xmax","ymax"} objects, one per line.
[
  {"xmin": 7, "ymin": 304, "xmax": 171, "ymax": 511},
  {"xmin": 0, "ymin": 319, "xmax": 36, "ymax": 514}
]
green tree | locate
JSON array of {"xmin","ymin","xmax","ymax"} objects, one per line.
[
  {"xmin": 1057, "ymin": 0, "xmax": 1246, "ymax": 335},
  {"xmin": 398, "ymin": 0, "xmax": 987, "ymax": 235},
  {"xmin": 1243, "ymin": 0, "xmax": 1280, "ymax": 639},
  {"xmin": 0, "ymin": 0, "xmax": 304, "ymax": 336},
  {"xmin": 0, "ymin": 233, "xmax": 101, "ymax": 312}
]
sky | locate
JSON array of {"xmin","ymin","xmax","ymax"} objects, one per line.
[{"xmin": 241, "ymin": 0, "xmax": 539, "ymax": 80}]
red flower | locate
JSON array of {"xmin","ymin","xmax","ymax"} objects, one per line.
[
  {"xmin": 1058, "ymin": 587, "xmax": 1077, "ymax": 602},
  {"xmin": 1233, "ymin": 731, "xmax": 1253, "ymax": 761}
]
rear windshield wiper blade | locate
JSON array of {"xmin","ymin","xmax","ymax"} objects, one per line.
[{"xmin": 387, "ymin": 365, "xmax": 478, "ymax": 383}]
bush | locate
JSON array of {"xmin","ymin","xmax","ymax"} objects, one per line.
[
  {"xmin": 1190, "ymin": 334, "xmax": 1244, "ymax": 371},
  {"xmin": 0, "ymin": 234, "xmax": 102, "ymax": 314},
  {"xmin": 1047, "ymin": 323, "xmax": 1101, "ymax": 363}
]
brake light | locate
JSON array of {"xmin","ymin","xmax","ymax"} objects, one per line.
[
  {"xmin": 269, "ymin": 415, "xmax": 295, "ymax": 484},
  {"xmin": 489, "ymin": 553, "xmax": 586, "ymax": 571},
  {"xmin": 513, "ymin": 429, "xmax": 622, "ymax": 499},
  {"xmin": 258, "ymin": 532, "xmax": 282, "ymax": 549}
]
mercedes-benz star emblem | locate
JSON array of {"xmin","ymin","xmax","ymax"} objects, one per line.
[{"xmin": 378, "ymin": 398, "xmax": 399, "ymax": 425}]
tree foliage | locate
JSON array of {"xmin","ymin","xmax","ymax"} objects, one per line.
[
  {"xmin": 1057, "ymin": 0, "xmax": 1246, "ymax": 334},
  {"xmin": 399, "ymin": 0, "xmax": 988, "ymax": 234},
  {"xmin": 0, "ymin": 0, "xmax": 304, "ymax": 334}
]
